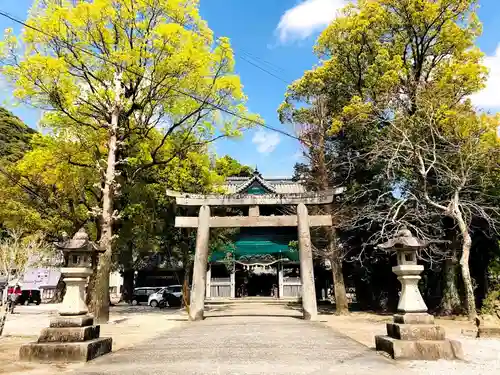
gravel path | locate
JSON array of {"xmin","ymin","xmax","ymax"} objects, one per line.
[
  {"xmin": 71, "ymin": 315, "xmax": 405, "ymax": 375},
  {"xmin": 6, "ymin": 304, "xmax": 499, "ymax": 374}
]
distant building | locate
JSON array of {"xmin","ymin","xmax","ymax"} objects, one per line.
[
  {"xmin": 21, "ymin": 268, "xmax": 61, "ymax": 301},
  {"xmin": 14, "ymin": 268, "xmax": 123, "ymax": 303}
]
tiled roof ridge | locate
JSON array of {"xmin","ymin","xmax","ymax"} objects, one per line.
[{"xmin": 233, "ymin": 173, "xmax": 278, "ymax": 194}]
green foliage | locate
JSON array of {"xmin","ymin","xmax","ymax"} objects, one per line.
[
  {"xmin": 481, "ymin": 255, "xmax": 500, "ymax": 316},
  {"xmin": 1, "ymin": 0, "xmax": 253, "ymax": 144},
  {"xmin": 215, "ymin": 155, "xmax": 253, "ymax": 178},
  {"xmin": 481, "ymin": 289, "xmax": 500, "ymax": 316},
  {"xmin": 282, "ymin": 0, "xmax": 498, "ymax": 241},
  {"xmin": 0, "ymin": 0, "xmax": 256, "ymax": 282},
  {"xmin": 0, "ymin": 107, "xmax": 35, "ymax": 163},
  {"xmin": 281, "ymin": 0, "xmax": 500, "ymax": 314}
]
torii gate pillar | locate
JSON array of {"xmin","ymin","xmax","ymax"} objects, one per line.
[
  {"xmin": 297, "ymin": 203, "xmax": 318, "ymax": 320},
  {"xmin": 189, "ymin": 205, "xmax": 210, "ymax": 321}
]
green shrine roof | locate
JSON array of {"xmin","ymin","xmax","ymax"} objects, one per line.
[
  {"xmin": 223, "ymin": 170, "xmax": 305, "ymax": 195},
  {"xmin": 210, "ymin": 171, "xmax": 302, "ymax": 264}
]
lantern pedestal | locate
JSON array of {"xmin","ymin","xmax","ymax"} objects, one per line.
[
  {"xmin": 375, "ymin": 333, "xmax": 463, "ymax": 361},
  {"xmin": 19, "ymin": 229, "xmax": 112, "ymax": 362},
  {"xmin": 375, "ymin": 280, "xmax": 464, "ymax": 360},
  {"xmin": 19, "ymin": 316, "xmax": 112, "ymax": 362},
  {"xmin": 375, "ymin": 229, "xmax": 463, "ymax": 360}
]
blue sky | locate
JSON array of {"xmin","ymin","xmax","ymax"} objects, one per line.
[{"xmin": 1, "ymin": 0, "xmax": 499, "ymax": 177}]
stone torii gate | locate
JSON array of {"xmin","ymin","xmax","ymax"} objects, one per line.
[{"xmin": 168, "ymin": 189, "xmax": 337, "ymax": 321}]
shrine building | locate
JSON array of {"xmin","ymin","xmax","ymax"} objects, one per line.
[
  {"xmin": 168, "ymin": 170, "xmax": 341, "ymax": 321},
  {"xmin": 207, "ymin": 171, "xmax": 307, "ymax": 300}
]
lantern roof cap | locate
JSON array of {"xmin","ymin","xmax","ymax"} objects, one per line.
[
  {"xmin": 55, "ymin": 228, "xmax": 98, "ymax": 251},
  {"xmin": 377, "ymin": 228, "xmax": 427, "ymax": 250}
]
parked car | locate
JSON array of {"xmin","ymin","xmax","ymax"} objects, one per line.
[
  {"xmin": 148, "ymin": 285, "xmax": 183, "ymax": 307},
  {"xmin": 130, "ymin": 287, "xmax": 162, "ymax": 305},
  {"xmin": 18, "ymin": 290, "xmax": 41, "ymax": 305}
]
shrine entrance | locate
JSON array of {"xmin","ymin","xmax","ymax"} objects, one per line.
[
  {"xmin": 235, "ymin": 263, "xmax": 278, "ymax": 298},
  {"xmin": 168, "ymin": 186, "xmax": 339, "ymax": 321}
]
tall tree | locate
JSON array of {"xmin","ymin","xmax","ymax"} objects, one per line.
[
  {"xmin": 312, "ymin": 0, "xmax": 495, "ymax": 319},
  {"xmin": 279, "ymin": 65, "xmax": 349, "ymax": 314},
  {"xmin": 373, "ymin": 103, "xmax": 500, "ymax": 319},
  {"xmin": 1, "ymin": 0, "xmax": 253, "ymax": 322}
]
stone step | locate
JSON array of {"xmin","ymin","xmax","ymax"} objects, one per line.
[
  {"xmin": 38, "ymin": 325, "xmax": 101, "ymax": 343},
  {"xmin": 386, "ymin": 323, "xmax": 446, "ymax": 341},
  {"xmin": 393, "ymin": 313, "xmax": 434, "ymax": 325},
  {"xmin": 375, "ymin": 335, "xmax": 463, "ymax": 360},
  {"xmin": 50, "ymin": 315, "xmax": 94, "ymax": 328},
  {"xmin": 477, "ymin": 326, "xmax": 500, "ymax": 338},
  {"xmin": 205, "ymin": 297, "xmax": 300, "ymax": 305},
  {"xmin": 20, "ymin": 337, "xmax": 112, "ymax": 363}
]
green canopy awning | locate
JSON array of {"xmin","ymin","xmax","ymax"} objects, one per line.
[{"xmin": 210, "ymin": 235, "xmax": 298, "ymax": 263}]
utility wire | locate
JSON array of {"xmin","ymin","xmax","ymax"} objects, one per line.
[
  {"xmin": 239, "ymin": 50, "xmax": 289, "ymax": 75},
  {"xmin": 233, "ymin": 53, "xmax": 289, "ymax": 83},
  {"xmin": 149, "ymin": 8, "xmax": 293, "ymax": 83},
  {"xmin": 0, "ymin": 10, "xmax": 302, "ymax": 142}
]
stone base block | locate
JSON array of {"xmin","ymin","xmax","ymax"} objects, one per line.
[
  {"xmin": 375, "ymin": 335, "xmax": 463, "ymax": 360},
  {"xmin": 38, "ymin": 326, "xmax": 100, "ymax": 343},
  {"xmin": 386, "ymin": 323, "xmax": 445, "ymax": 341},
  {"xmin": 477, "ymin": 327, "xmax": 500, "ymax": 338},
  {"xmin": 20, "ymin": 337, "xmax": 112, "ymax": 362},
  {"xmin": 393, "ymin": 313, "xmax": 435, "ymax": 325},
  {"xmin": 50, "ymin": 315, "xmax": 94, "ymax": 328}
]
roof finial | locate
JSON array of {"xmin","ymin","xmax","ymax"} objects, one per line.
[{"xmin": 254, "ymin": 165, "xmax": 260, "ymax": 176}]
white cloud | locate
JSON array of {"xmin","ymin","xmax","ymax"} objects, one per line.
[
  {"xmin": 470, "ymin": 44, "xmax": 500, "ymax": 109},
  {"xmin": 252, "ymin": 130, "xmax": 281, "ymax": 153},
  {"xmin": 276, "ymin": 0, "xmax": 347, "ymax": 44}
]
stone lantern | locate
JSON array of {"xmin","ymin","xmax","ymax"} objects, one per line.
[
  {"xmin": 20, "ymin": 229, "xmax": 112, "ymax": 362},
  {"xmin": 379, "ymin": 228, "xmax": 428, "ymax": 314},
  {"xmin": 374, "ymin": 228, "xmax": 463, "ymax": 360},
  {"xmin": 57, "ymin": 228, "xmax": 97, "ymax": 316}
]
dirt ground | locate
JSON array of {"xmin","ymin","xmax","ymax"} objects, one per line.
[
  {"xmin": 0, "ymin": 311, "xmax": 185, "ymax": 375},
  {"xmin": 322, "ymin": 312, "xmax": 500, "ymax": 375},
  {"xmin": 2, "ymin": 307, "xmax": 499, "ymax": 375},
  {"xmin": 321, "ymin": 311, "xmax": 477, "ymax": 348}
]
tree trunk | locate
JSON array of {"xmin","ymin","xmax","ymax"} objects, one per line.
[
  {"xmin": 0, "ymin": 304, "xmax": 8, "ymax": 336},
  {"xmin": 312, "ymin": 101, "xmax": 349, "ymax": 315},
  {"xmin": 182, "ymin": 262, "xmax": 191, "ymax": 310},
  {"xmin": 93, "ymin": 72, "xmax": 121, "ymax": 323},
  {"xmin": 459, "ymin": 231, "xmax": 476, "ymax": 320},
  {"xmin": 455, "ymin": 210, "xmax": 476, "ymax": 320},
  {"xmin": 0, "ymin": 273, "xmax": 12, "ymax": 336},
  {"xmin": 441, "ymin": 254, "xmax": 461, "ymax": 315},
  {"xmin": 330, "ymin": 251, "xmax": 348, "ymax": 314},
  {"xmin": 86, "ymin": 252, "xmax": 98, "ymax": 307},
  {"xmin": 122, "ymin": 269, "xmax": 134, "ymax": 303},
  {"xmin": 50, "ymin": 279, "xmax": 66, "ymax": 304},
  {"xmin": 120, "ymin": 242, "xmax": 135, "ymax": 303}
]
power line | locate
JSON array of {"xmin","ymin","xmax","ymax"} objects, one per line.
[
  {"xmin": 0, "ymin": 10, "xmax": 301, "ymax": 142},
  {"xmin": 239, "ymin": 50, "xmax": 290, "ymax": 76},
  {"xmin": 233, "ymin": 53, "xmax": 289, "ymax": 84},
  {"xmin": 160, "ymin": 10, "xmax": 292, "ymax": 84}
]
